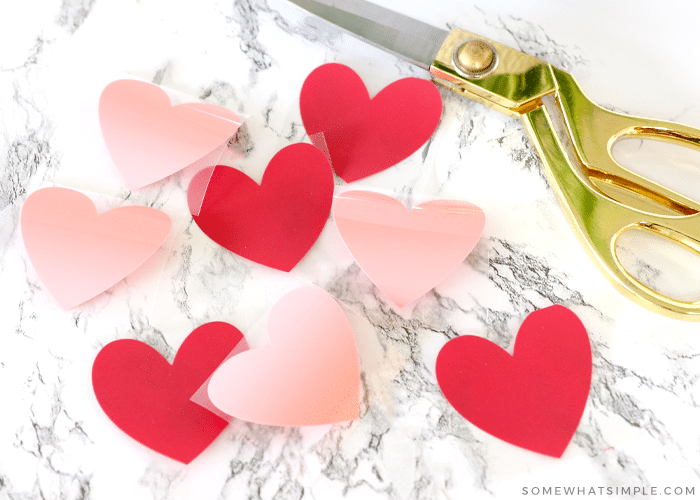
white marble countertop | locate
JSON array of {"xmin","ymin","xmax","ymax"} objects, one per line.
[{"xmin": 2, "ymin": 0, "xmax": 700, "ymax": 498}]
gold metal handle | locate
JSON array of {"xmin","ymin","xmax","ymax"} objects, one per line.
[
  {"xmin": 550, "ymin": 67, "xmax": 700, "ymax": 216},
  {"xmin": 522, "ymin": 96, "xmax": 700, "ymax": 320},
  {"xmin": 432, "ymin": 28, "xmax": 700, "ymax": 319}
]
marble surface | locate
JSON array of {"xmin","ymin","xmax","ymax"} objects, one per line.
[{"xmin": 2, "ymin": 0, "xmax": 700, "ymax": 498}]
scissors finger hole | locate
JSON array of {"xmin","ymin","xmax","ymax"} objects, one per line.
[
  {"xmin": 614, "ymin": 226, "xmax": 700, "ymax": 303},
  {"xmin": 611, "ymin": 135, "xmax": 700, "ymax": 207}
]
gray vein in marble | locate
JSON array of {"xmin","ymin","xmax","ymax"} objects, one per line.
[
  {"xmin": 0, "ymin": 36, "xmax": 49, "ymax": 73},
  {"xmin": 227, "ymin": 123, "xmax": 255, "ymax": 158},
  {"xmin": 171, "ymin": 243, "xmax": 195, "ymax": 320},
  {"xmin": 434, "ymin": 90, "xmax": 492, "ymax": 184},
  {"xmin": 139, "ymin": 464, "xmax": 180, "ymax": 500},
  {"xmin": 591, "ymin": 356, "xmax": 680, "ymax": 443},
  {"xmin": 266, "ymin": 0, "xmax": 345, "ymax": 50},
  {"xmin": 55, "ymin": 0, "xmax": 96, "ymax": 35},
  {"xmin": 214, "ymin": 423, "xmax": 325, "ymax": 499},
  {"xmin": 323, "ymin": 266, "xmax": 499, "ymax": 497},
  {"xmin": 242, "ymin": 91, "xmax": 305, "ymax": 145},
  {"xmin": 11, "ymin": 358, "xmax": 94, "ymax": 500},
  {"xmin": 1, "ymin": 131, "xmax": 52, "ymax": 212},
  {"xmin": 151, "ymin": 63, "xmax": 172, "ymax": 87},
  {"xmin": 168, "ymin": 224, "xmax": 253, "ymax": 323},
  {"xmin": 16, "ymin": 263, "xmax": 44, "ymax": 337},
  {"xmin": 433, "ymin": 411, "xmax": 491, "ymax": 492},
  {"xmin": 490, "ymin": 119, "xmax": 546, "ymax": 180},
  {"xmin": 230, "ymin": 0, "xmax": 275, "ymax": 77},
  {"xmin": 261, "ymin": 93, "xmax": 278, "ymax": 128},
  {"xmin": 0, "ymin": 94, "xmax": 58, "ymax": 213},
  {"xmin": 476, "ymin": 8, "xmax": 589, "ymax": 72},
  {"xmin": 567, "ymin": 351, "xmax": 654, "ymax": 488},
  {"xmin": 200, "ymin": 81, "xmax": 244, "ymax": 111},
  {"xmin": 487, "ymin": 238, "xmax": 588, "ymax": 311},
  {"xmin": 124, "ymin": 311, "xmax": 174, "ymax": 363}
]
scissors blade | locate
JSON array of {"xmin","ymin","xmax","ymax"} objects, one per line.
[{"xmin": 287, "ymin": 0, "xmax": 448, "ymax": 70}]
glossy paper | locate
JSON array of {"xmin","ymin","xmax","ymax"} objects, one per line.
[
  {"xmin": 188, "ymin": 143, "xmax": 334, "ymax": 272},
  {"xmin": 20, "ymin": 187, "xmax": 171, "ymax": 310},
  {"xmin": 92, "ymin": 322, "xmax": 246, "ymax": 464},
  {"xmin": 207, "ymin": 287, "xmax": 360, "ymax": 426},
  {"xmin": 435, "ymin": 305, "xmax": 592, "ymax": 458},
  {"xmin": 99, "ymin": 79, "xmax": 242, "ymax": 189},
  {"xmin": 300, "ymin": 63, "xmax": 443, "ymax": 182},
  {"xmin": 333, "ymin": 190, "xmax": 485, "ymax": 307}
]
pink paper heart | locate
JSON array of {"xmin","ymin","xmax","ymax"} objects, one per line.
[
  {"xmin": 333, "ymin": 191, "xmax": 485, "ymax": 307},
  {"xmin": 207, "ymin": 287, "xmax": 360, "ymax": 426},
  {"xmin": 20, "ymin": 187, "xmax": 171, "ymax": 310},
  {"xmin": 99, "ymin": 79, "xmax": 241, "ymax": 190}
]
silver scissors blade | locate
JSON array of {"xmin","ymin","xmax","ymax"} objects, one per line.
[{"xmin": 287, "ymin": 0, "xmax": 448, "ymax": 70}]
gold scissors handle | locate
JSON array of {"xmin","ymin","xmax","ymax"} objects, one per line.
[{"xmin": 431, "ymin": 29, "xmax": 700, "ymax": 320}]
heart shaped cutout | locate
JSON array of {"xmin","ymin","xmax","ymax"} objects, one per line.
[
  {"xmin": 333, "ymin": 190, "xmax": 485, "ymax": 307},
  {"xmin": 435, "ymin": 305, "xmax": 592, "ymax": 458},
  {"xmin": 20, "ymin": 187, "xmax": 171, "ymax": 310},
  {"xmin": 92, "ymin": 322, "xmax": 246, "ymax": 463},
  {"xmin": 99, "ymin": 79, "xmax": 242, "ymax": 189},
  {"xmin": 207, "ymin": 287, "xmax": 360, "ymax": 426},
  {"xmin": 300, "ymin": 63, "xmax": 442, "ymax": 182},
  {"xmin": 187, "ymin": 143, "xmax": 334, "ymax": 272}
]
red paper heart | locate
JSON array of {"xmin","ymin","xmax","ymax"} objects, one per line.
[
  {"xmin": 187, "ymin": 143, "xmax": 334, "ymax": 271},
  {"xmin": 92, "ymin": 322, "xmax": 245, "ymax": 463},
  {"xmin": 300, "ymin": 63, "xmax": 442, "ymax": 182},
  {"xmin": 435, "ymin": 305, "xmax": 592, "ymax": 458}
]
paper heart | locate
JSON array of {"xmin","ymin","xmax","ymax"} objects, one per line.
[
  {"xmin": 92, "ymin": 322, "xmax": 246, "ymax": 463},
  {"xmin": 187, "ymin": 143, "xmax": 334, "ymax": 272},
  {"xmin": 300, "ymin": 63, "xmax": 442, "ymax": 182},
  {"xmin": 435, "ymin": 305, "xmax": 592, "ymax": 458},
  {"xmin": 20, "ymin": 187, "xmax": 171, "ymax": 310},
  {"xmin": 333, "ymin": 190, "xmax": 485, "ymax": 307},
  {"xmin": 207, "ymin": 287, "xmax": 360, "ymax": 426},
  {"xmin": 99, "ymin": 79, "xmax": 242, "ymax": 189}
]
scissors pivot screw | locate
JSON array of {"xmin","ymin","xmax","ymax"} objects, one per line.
[{"xmin": 452, "ymin": 39, "xmax": 497, "ymax": 78}]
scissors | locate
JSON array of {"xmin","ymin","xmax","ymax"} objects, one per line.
[{"xmin": 288, "ymin": 0, "xmax": 700, "ymax": 320}]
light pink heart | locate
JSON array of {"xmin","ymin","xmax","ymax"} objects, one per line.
[
  {"xmin": 20, "ymin": 187, "xmax": 171, "ymax": 310},
  {"xmin": 99, "ymin": 79, "xmax": 241, "ymax": 190},
  {"xmin": 333, "ymin": 190, "xmax": 486, "ymax": 307},
  {"xmin": 207, "ymin": 287, "xmax": 360, "ymax": 426}
]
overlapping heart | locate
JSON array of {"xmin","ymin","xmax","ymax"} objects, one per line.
[
  {"xmin": 207, "ymin": 287, "xmax": 361, "ymax": 426},
  {"xmin": 187, "ymin": 143, "xmax": 334, "ymax": 272},
  {"xmin": 55, "ymin": 63, "xmax": 592, "ymax": 465},
  {"xmin": 99, "ymin": 79, "xmax": 242, "ymax": 190},
  {"xmin": 92, "ymin": 322, "xmax": 246, "ymax": 463},
  {"xmin": 92, "ymin": 287, "xmax": 360, "ymax": 463}
]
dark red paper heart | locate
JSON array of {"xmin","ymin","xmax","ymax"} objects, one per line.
[
  {"xmin": 435, "ymin": 305, "xmax": 592, "ymax": 458},
  {"xmin": 300, "ymin": 63, "xmax": 442, "ymax": 182},
  {"xmin": 187, "ymin": 143, "xmax": 334, "ymax": 272},
  {"xmin": 92, "ymin": 322, "xmax": 245, "ymax": 463}
]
